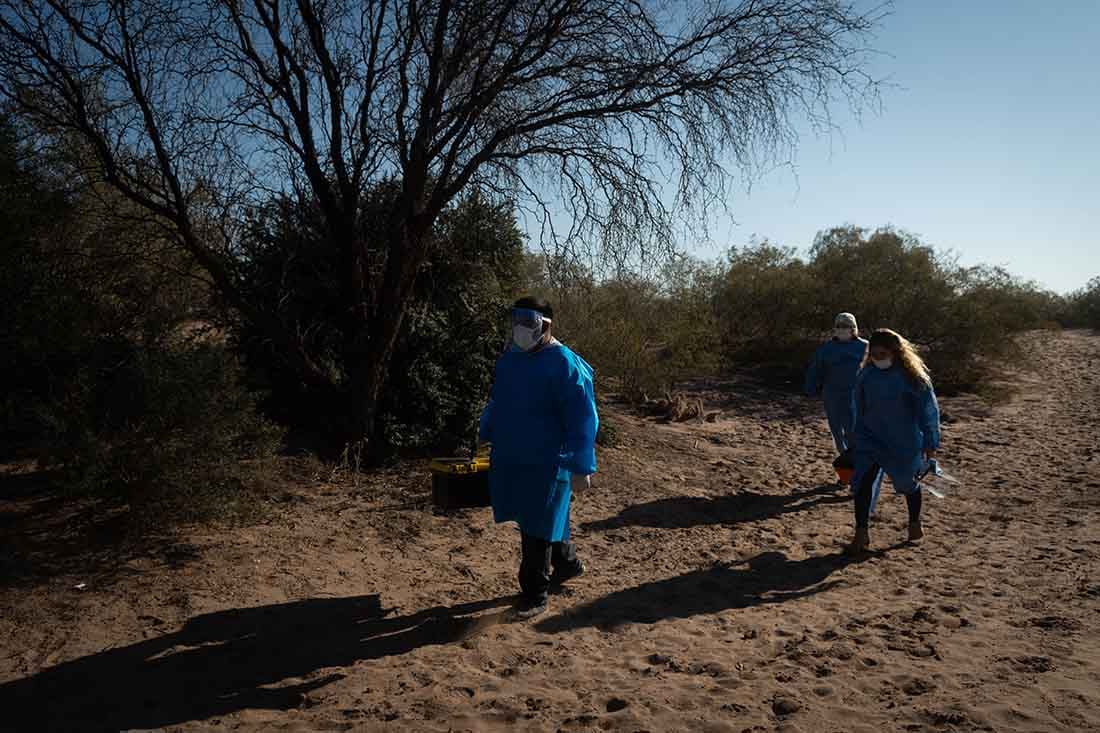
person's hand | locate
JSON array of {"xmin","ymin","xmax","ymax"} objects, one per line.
[{"xmin": 571, "ymin": 474, "xmax": 591, "ymax": 494}]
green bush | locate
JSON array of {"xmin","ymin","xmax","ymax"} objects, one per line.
[
  {"xmin": 379, "ymin": 195, "xmax": 526, "ymax": 453},
  {"xmin": 0, "ymin": 114, "xmax": 281, "ymax": 523},
  {"xmin": 233, "ymin": 189, "xmax": 525, "ymax": 455},
  {"xmin": 712, "ymin": 227, "xmax": 1063, "ymax": 393},
  {"xmin": 715, "ymin": 241, "xmax": 820, "ymax": 371},
  {"xmin": 934, "ymin": 265, "xmax": 1062, "ymax": 390},
  {"xmin": 1063, "ymin": 277, "xmax": 1100, "ymax": 329},
  {"xmin": 43, "ymin": 340, "xmax": 283, "ymax": 523},
  {"xmin": 509, "ymin": 227, "xmax": 1070, "ymax": 398},
  {"xmin": 527, "ymin": 256, "xmax": 720, "ymax": 400},
  {"xmin": 807, "ymin": 227, "xmax": 958, "ymax": 344}
]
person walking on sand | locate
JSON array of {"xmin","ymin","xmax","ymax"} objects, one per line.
[
  {"xmin": 846, "ymin": 329, "xmax": 941, "ymax": 554},
  {"xmin": 479, "ymin": 297, "xmax": 598, "ymax": 619},
  {"xmin": 804, "ymin": 312, "xmax": 868, "ymax": 460}
]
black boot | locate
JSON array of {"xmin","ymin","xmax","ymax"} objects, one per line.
[
  {"xmin": 549, "ymin": 541, "xmax": 585, "ymax": 585},
  {"xmin": 513, "ymin": 596, "xmax": 548, "ymax": 620},
  {"xmin": 516, "ymin": 533, "xmax": 551, "ymax": 618}
]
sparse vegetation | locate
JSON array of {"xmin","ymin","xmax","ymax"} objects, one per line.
[
  {"xmin": 534, "ymin": 227, "xmax": 1076, "ymax": 400},
  {"xmin": 0, "ymin": 115, "xmax": 281, "ymax": 524},
  {"xmin": 1063, "ymin": 277, "xmax": 1100, "ymax": 330},
  {"xmin": 0, "ymin": 107, "xmax": 1093, "ymax": 531}
]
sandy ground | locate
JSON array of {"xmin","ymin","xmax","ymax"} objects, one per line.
[{"xmin": 1, "ymin": 330, "xmax": 1098, "ymax": 732}]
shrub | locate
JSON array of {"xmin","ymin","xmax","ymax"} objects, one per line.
[
  {"xmin": 1063, "ymin": 277, "xmax": 1100, "ymax": 329},
  {"xmin": 533, "ymin": 256, "xmax": 720, "ymax": 400},
  {"xmin": 0, "ymin": 114, "xmax": 281, "ymax": 523},
  {"xmin": 43, "ymin": 339, "xmax": 283, "ymax": 523},
  {"xmin": 933, "ymin": 265, "xmax": 1061, "ymax": 390},
  {"xmin": 807, "ymin": 226, "xmax": 959, "ymax": 344},
  {"xmin": 715, "ymin": 241, "xmax": 819, "ymax": 371},
  {"xmin": 713, "ymin": 227, "xmax": 1063, "ymax": 393},
  {"xmin": 379, "ymin": 195, "xmax": 526, "ymax": 453},
  {"xmin": 232, "ymin": 189, "xmax": 526, "ymax": 455}
]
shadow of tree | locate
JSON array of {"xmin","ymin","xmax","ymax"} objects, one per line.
[
  {"xmin": 0, "ymin": 594, "xmax": 514, "ymax": 731},
  {"xmin": 536, "ymin": 551, "xmax": 853, "ymax": 633},
  {"xmin": 581, "ymin": 484, "xmax": 849, "ymax": 533}
]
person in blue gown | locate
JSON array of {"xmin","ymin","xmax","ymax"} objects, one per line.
[
  {"xmin": 479, "ymin": 297, "xmax": 598, "ymax": 619},
  {"xmin": 846, "ymin": 328, "xmax": 941, "ymax": 554},
  {"xmin": 804, "ymin": 312, "xmax": 869, "ymax": 460}
]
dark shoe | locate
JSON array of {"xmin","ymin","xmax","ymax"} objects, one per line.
[
  {"xmin": 907, "ymin": 521, "xmax": 925, "ymax": 543},
  {"xmin": 513, "ymin": 597, "xmax": 548, "ymax": 620},
  {"xmin": 550, "ymin": 560, "xmax": 585, "ymax": 586},
  {"xmin": 844, "ymin": 527, "xmax": 870, "ymax": 556}
]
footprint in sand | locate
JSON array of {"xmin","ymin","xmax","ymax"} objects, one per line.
[
  {"xmin": 901, "ymin": 677, "xmax": 936, "ymax": 696},
  {"xmin": 771, "ymin": 696, "xmax": 803, "ymax": 717},
  {"xmin": 921, "ymin": 709, "xmax": 977, "ymax": 728},
  {"xmin": 822, "ymin": 643, "xmax": 855, "ymax": 662},
  {"xmin": 1001, "ymin": 655, "xmax": 1055, "ymax": 673},
  {"xmin": 1028, "ymin": 615, "xmax": 1083, "ymax": 632}
]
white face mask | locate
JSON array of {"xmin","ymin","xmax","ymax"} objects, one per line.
[
  {"xmin": 834, "ymin": 327, "xmax": 854, "ymax": 341},
  {"xmin": 872, "ymin": 357, "xmax": 894, "ymax": 370},
  {"xmin": 512, "ymin": 324, "xmax": 543, "ymax": 352}
]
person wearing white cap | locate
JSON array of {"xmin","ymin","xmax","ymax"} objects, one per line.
[{"xmin": 804, "ymin": 312, "xmax": 868, "ymax": 465}]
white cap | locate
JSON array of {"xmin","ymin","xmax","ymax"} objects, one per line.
[{"xmin": 834, "ymin": 312, "xmax": 858, "ymax": 329}]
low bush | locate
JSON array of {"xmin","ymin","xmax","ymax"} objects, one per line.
[
  {"xmin": 0, "ymin": 115, "xmax": 281, "ymax": 524},
  {"xmin": 714, "ymin": 227, "xmax": 1067, "ymax": 394}
]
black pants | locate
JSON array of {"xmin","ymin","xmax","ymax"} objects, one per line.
[
  {"xmin": 519, "ymin": 534, "xmax": 581, "ymax": 604},
  {"xmin": 854, "ymin": 463, "xmax": 922, "ymax": 528}
]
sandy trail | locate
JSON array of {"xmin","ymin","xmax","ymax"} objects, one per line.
[{"xmin": 1, "ymin": 330, "xmax": 1098, "ymax": 732}]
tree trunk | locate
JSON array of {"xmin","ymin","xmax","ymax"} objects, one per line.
[{"xmin": 347, "ymin": 216, "xmax": 432, "ymax": 451}]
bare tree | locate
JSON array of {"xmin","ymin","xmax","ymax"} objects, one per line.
[{"xmin": 0, "ymin": 0, "xmax": 883, "ymax": 445}]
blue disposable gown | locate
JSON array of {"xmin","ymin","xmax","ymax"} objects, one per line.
[
  {"xmin": 804, "ymin": 338, "xmax": 868, "ymax": 453},
  {"xmin": 478, "ymin": 343, "xmax": 599, "ymax": 542},
  {"xmin": 851, "ymin": 364, "xmax": 940, "ymax": 505}
]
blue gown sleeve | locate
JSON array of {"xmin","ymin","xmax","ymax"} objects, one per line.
[
  {"xmin": 804, "ymin": 346, "xmax": 824, "ymax": 397},
  {"xmin": 555, "ymin": 355, "xmax": 599, "ymax": 476},
  {"xmin": 851, "ymin": 370, "xmax": 867, "ymax": 443},
  {"xmin": 918, "ymin": 385, "xmax": 941, "ymax": 451}
]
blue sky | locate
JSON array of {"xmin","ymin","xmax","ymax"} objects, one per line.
[{"xmin": 693, "ymin": 0, "xmax": 1099, "ymax": 293}]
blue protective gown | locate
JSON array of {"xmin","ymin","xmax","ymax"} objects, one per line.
[
  {"xmin": 804, "ymin": 338, "xmax": 868, "ymax": 453},
  {"xmin": 478, "ymin": 342, "xmax": 599, "ymax": 542},
  {"xmin": 851, "ymin": 364, "xmax": 941, "ymax": 510}
]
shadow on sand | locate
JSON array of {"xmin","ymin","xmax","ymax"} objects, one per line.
[
  {"xmin": 537, "ymin": 550, "xmax": 854, "ymax": 633},
  {"xmin": 0, "ymin": 594, "xmax": 514, "ymax": 731},
  {"xmin": 581, "ymin": 484, "xmax": 850, "ymax": 533}
]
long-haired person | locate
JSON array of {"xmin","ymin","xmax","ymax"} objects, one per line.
[{"xmin": 846, "ymin": 329, "xmax": 941, "ymax": 553}]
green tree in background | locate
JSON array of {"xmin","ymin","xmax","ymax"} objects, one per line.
[
  {"xmin": 0, "ymin": 0, "xmax": 883, "ymax": 448},
  {"xmin": 232, "ymin": 187, "xmax": 525, "ymax": 456},
  {"xmin": 716, "ymin": 242, "xmax": 817, "ymax": 362},
  {"xmin": 1065, "ymin": 277, "xmax": 1100, "ymax": 329}
]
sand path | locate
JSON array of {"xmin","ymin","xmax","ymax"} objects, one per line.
[{"xmin": 1, "ymin": 330, "xmax": 1097, "ymax": 732}]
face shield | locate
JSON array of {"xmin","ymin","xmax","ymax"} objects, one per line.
[{"xmin": 511, "ymin": 308, "xmax": 551, "ymax": 351}]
